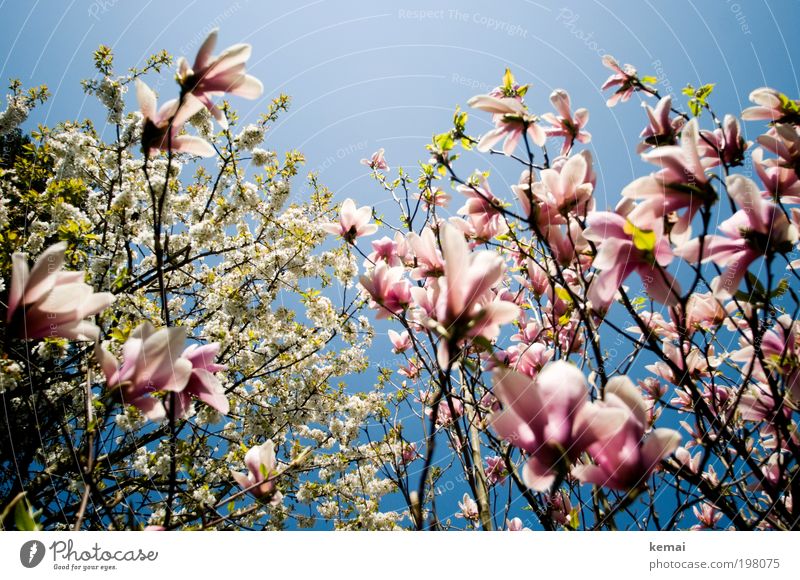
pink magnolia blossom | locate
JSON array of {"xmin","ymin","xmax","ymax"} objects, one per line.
[
  {"xmin": 414, "ymin": 186, "xmax": 451, "ymax": 209},
  {"xmin": 682, "ymin": 292, "xmax": 725, "ymax": 334},
  {"xmin": 467, "ymin": 94, "xmax": 546, "ymax": 155},
  {"xmin": 388, "ymin": 329, "xmax": 412, "ymax": 353},
  {"xmin": 231, "ymin": 440, "xmax": 283, "ymax": 504},
  {"xmin": 399, "ymin": 442, "xmax": 419, "ymax": 464},
  {"xmin": 95, "ymin": 322, "xmax": 193, "ymax": 421},
  {"xmin": 506, "ymin": 517, "xmax": 530, "ymax": 531},
  {"xmin": 398, "ymin": 359, "xmax": 421, "ymax": 380},
  {"xmin": 414, "ymin": 223, "xmax": 519, "ymax": 366},
  {"xmin": 757, "ymin": 123, "xmax": 800, "ymax": 169},
  {"xmin": 489, "ymin": 361, "xmax": 626, "ymax": 491},
  {"xmin": 456, "ymin": 493, "xmax": 479, "ymax": 520},
  {"xmin": 542, "ymin": 89, "xmax": 591, "ymax": 155},
  {"xmin": 406, "ymin": 227, "xmax": 444, "ymax": 279},
  {"xmin": 675, "ymin": 446, "xmax": 701, "ymax": 474},
  {"xmin": 622, "ymin": 118, "xmax": 714, "ymax": 243},
  {"xmin": 572, "ymin": 375, "xmax": 681, "ymax": 491},
  {"xmin": 425, "ymin": 396, "xmax": 464, "ymax": 427},
  {"xmin": 368, "ymin": 236, "xmax": 402, "ymax": 267},
  {"xmin": 361, "ymin": 148, "xmax": 389, "ymax": 170},
  {"xmin": 549, "ymin": 490, "xmax": 573, "ymax": 526},
  {"xmin": 6, "ymin": 242, "xmax": 114, "ymax": 341},
  {"xmin": 638, "ymin": 96, "xmax": 685, "ymax": 152},
  {"xmin": 741, "ymin": 87, "xmax": 800, "ymax": 123},
  {"xmin": 584, "ymin": 211, "xmax": 681, "ymax": 309},
  {"xmin": 753, "ymin": 148, "xmax": 800, "ymax": 203},
  {"xmin": 731, "ymin": 314, "xmax": 800, "ymax": 406},
  {"xmin": 691, "ymin": 503, "xmax": 722, "ymax": 530},
  {"xmin": 533, "ymin": 153, "xmax": 594, "ymax": 222},
  {"xmin": 485, "ymin": 455, "xmax": 508, "ymax": 485},
  {"xmin": 360, "ymin": 262, "xmax": 412, "ymax": 319},
  {"xmin": 456, "ymin": 177, "xmax": 509, "ymax": 239},
  {"xmin": 177, "ymin": 29, "xmax": 263, "ymax": 129},
  {"xmin": 321, "ymin": 198, "xmax": 378, "ymax": 242},
  {"xmin": 136, "ymin": 79, "xmax": 214, "ymax": 157},
  {"xmin": 698, "ymin": 114, "xmax": 749, "ymax": 167},
  {"xmin": 172, "ymin": 343, "xmax": 229, "ymax": 418},
  {"xmin": 647, "ymin": 341, "xmax": 719, "ymax": 385},
  {"xmin": 675, "ymin": 175, "xmax": 798, "ymax": 297},
  {"xmin": 600, "ymin": 55, "xmax": 640, "ymax": 107}
]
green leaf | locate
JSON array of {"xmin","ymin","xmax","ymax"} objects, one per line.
[
  {"xmin": 625, "ymin": 220, "xmax": 657, "ymax": 252},
  {"xmin": 771, "ymin": 278, "xmax": 790, "ymax": 298},
  {"xmin": 503, "ymin": 68, "xmax": 515, "ymax": 91},
  {"xmin": 640, "ymin": 75, "xmax": 658, "ymax": 85},
  {"xmin": 433, "ymin": 132, "xmax": 455, "ymax": 152},
  {"xmin": 14, "ymin": 498, "xmax": 39, "ymax": 531}
]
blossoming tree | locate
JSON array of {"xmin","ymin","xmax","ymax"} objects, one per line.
[
  {"xmin": 343, "ymin": 62, "xmax": 800, "ymax": 530},
  {"xmin": 0, "ymin": 31, "xmax": 398, "ymax": 531},
  {"xmin": 2, "ymin": 31, "xmax": 800, "ymax": 531}
]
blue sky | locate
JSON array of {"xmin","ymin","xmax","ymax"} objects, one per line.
[
  {"xmin": 3, "ymin": 0, "xmax": 799, "ymax": 214},
  {"xmin": 3, "ymin": 0, "xmax": 800, "ymax": 528}
]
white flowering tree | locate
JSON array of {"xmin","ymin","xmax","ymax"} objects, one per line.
[{"xmin": 0, "ymin": 33, "xmax": 401, "ymax": 530}]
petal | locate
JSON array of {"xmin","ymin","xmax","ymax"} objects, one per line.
[
  {"xmin": 193, "ymin": 29, "xmax": 219, "ymax": 71},
  {"xmin": 522, "ymin": 456, "xmax": 556, "ymax": 492},
  {"xmin": 22, "ymin": 243, "xmax": 67, "ymax": 306}
]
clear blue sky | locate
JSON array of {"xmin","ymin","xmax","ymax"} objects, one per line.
[
  {"xmin": 3, "ymin": 0, "xmax": 799, "ymax": 213},
  {"xmin": 3, "ymin": 0, "xmax": 800, "ymax": 528}
]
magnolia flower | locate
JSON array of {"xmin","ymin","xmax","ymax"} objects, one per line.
[
  {"xmin": 321, "ymin": 198, "xmax": 378, "ymax": 242},
  {"xmin": 231, "ymin": 440, "xmax": 283, "ymax": 505},
  {"xmin": 456, "ymin": 493, "xmax": 479, "ymax": 520},
  {"xmin": 506, "ymin": 517, "xmax": 530, "ymax": 531},
  {"xmin": 6, "ymin": 242, "xmax": 114, "ymax": 341},
  {"xmin": 584, "ymin": 211, "xmax": 681, "ymax": 309},
  {"xmin": 424, "ymin": 396, "xmax": 464, "ymax": 427},
  {"xmin": 137, "ymin": 79, "xmax": 214, "ymax": 157},
  {"xmin": 638, "ymin": 96, "xmax": 685, "ymax": 152},
  {"xmin": 359, "ymin": 262, "xmax": 412, "ymax": 319},
  {"xmin": 485, "ymin": 455, "xmax": 507, "ymax": 484},
  {"xmin": 177, "ymin": 29, "xmax": 263, "ymax": 129},
  {"xmin": 533, "ymin": 153, "xmax": 594, "ymax": 221},
  {"xmin": 622, "ymin": 118, "xmax": 714, "ymax": 243},
  {"xmin": 388, "ymin": 329, "xmax": 412, "ymax": 353},
  {"xmin": 753, "ymin": 148, "xmax": 800, "ymax": 203},
  {"xmin": 572, "ymin": 375, "xmax": 681, "ymax": 491},
  {"xmin": 542, "ymin": 89, "xmax": 591, "ymax": 155},
  {"xmin": 675, "ymin": 175, "xmax": 798, "ymax": 297},
  {"xmin": 456, "ymin": 177, "xmax": 509, "ymax": 239},
  {"xmin": 698, "ymin": 114, "xmax": 749, "ymax": 167},
  {"xmin": 414, "ymin": 187, "xmax": 451, "ymax": 209},
  {"xmin": 741, "ymin": 87, "xmax": 800, "ymax": 123},
  {"xmin": 95, "ymin": 322, "xmax": 193, "ymax": 421},
  {"xmin": 173, "ymin": 343, "xmax": 229, "ymax": 418},
  {"xmin": 467, "ymin": 94, "xmax": 546, "ymax": 155},
  {"xmin": 692, "ymin": 503, "xmax": 722, "ymax": 530},
  {"xmin": 368, "ymin": 236, "xmax": 403, "ymax": 267},
  {"xmin": 731, "ymin": 314, "xmax": 800, "ymax": 406},
  {"xmin": 361, "ymin": 148, "xmax": 389, "ymax": 170},
  {"xmin": 399, "ymin": 442, "xmax": 419, "ymax": 464},
  {"xmin": 600, "ymin": 55, "xmax": 640, "ymax": 107},
  {"xmin": 414, "ymin": 223, "xmax": 519, "ymax": 366},
  {"xmin": 757, "ymin": 123, "xmax": 800, "ymax": 169},
  {"xmin": 489, "ymin": 361, "xmax": 626, "ymax": 491},
  {"xmin": 406, "ymin": 227, "xmax": 444, "ymax": 279}
]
